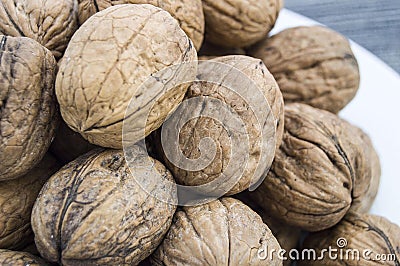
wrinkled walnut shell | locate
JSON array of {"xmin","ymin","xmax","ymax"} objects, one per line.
[
  {"xmin": 235, "ymin": 191, "xmax": 302, "ymax": 266},
  {"xmin": 57, "ymin": 4, "xmax": 197, "ymax": 149},
  {"xmin": 248, "ymin": 103, "xmax": 380, "ymax": 231},
  {"xmin": 159, "ymin": 55, "xmax": 283, "ymax": 196},
  {"xmin": 0, "ymin": 154, "xmax": 60, "ymax": 250},
  {"xmin": 50, "ymin": 120, "xmax": 98, "ymax": 164},
  {"xmin": 248, "ymin": 26, "xmax": 360, "ymax": 113},
  {"xmin": 202, "ymin": 0, "xmax": 283, "ymax": 48},
  {"xmin": 0, "ymin": 249, "xmax": 49, "ymax": 265},
  {"xmin": 300, "ymin": 213, "xmax": 400, "ymax": 265},
  {"xmin": 0, "ymin": 35, "xmax": 58, "ymax": 181},
  {"xmin": 32, "ymin": 147, "xmax": 177, "ymax": 265},
  {"xmin": 0, "ymin": 0, "xmax": 79, "ymax": 59},
  {"xmin": 151, "ymin": 197, "xmax": 282, "ymax": 265},
  {"xmin": 78, "ymin": 0, "xmax": 205, "ymax": 51}
]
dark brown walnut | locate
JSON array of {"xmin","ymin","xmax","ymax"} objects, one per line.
[
  {"xmin": 247, "ymin": 103, "xmax": 380, "ymax": 232},
  {"xmin": 0, "ymin": 35, "xmax": 58, "ymax": 181},
  {"xmin": 50, "ymin": 120, "xmax": 98, "ymax": 164},
  {"xmin": 56, "ymin": 4, "xmax": 197, "ymax": 149},
  {"xmin": 0, "ymin": 0, "xmax": 79, "ymax": 59},
  {"xmin": 202, "ymin": 0, "xmax": 283, "ymax": 48},
  {"xmin": 77, "ymin": 0, "xmax": 205, "ymax": 51},
  {"xmin": 151, "ymin": 197, "xmax": 282, "ymax": 265},
  {"xmin": 159, "ymin": 55, "xmax": 283, "ymax": 196},
  {"xmin": 32, "ymin": 146, "xmax": 177, "ymax": 265},
  {"xmin": 248, "ymin": 26, "xmax": 360, "ymax": 113},
  {"xmin": 0, "ymin": 154, "xmax": 60, "ymax": 250},
  {"xmin": 235, "ymin": 191, "xmax": 302, "ymax": 266},
  {"xmin": 300, "ymin": 213, "xmax": 400, "ymax": 265},
  {"xmin": 0, "ymin": 249, "xmax": 49, "ymax": 265}
]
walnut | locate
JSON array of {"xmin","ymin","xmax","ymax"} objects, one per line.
[
  {"xmin": 0, "ymin": 35, "xmax": 58, "ymax": 181},
  {"xmin": 0, "ymin": 0, "xmax": 79, "ymax": 59},
  {"xmin": 0, "ymin": 250, "xmax": 49, "ymax": 266},
  {"xmin": 248, "ymin": 26, "xmax": 360, "ymax": 113},
  {"xmin": 50, "ymin": 120, "xmax": 98, "ymax": 164},
  {"xmin": 151, "ymin": 197, "xmax": 282, "ymax": 265},
  {"xmin": 158, "ymin": 55, "xmax": 283, "ymax": 196},
  {"xmin": 56, "ymin": 4, "xmax": 197, "ymax": 149},
  {"xmin": 247, "ymin": 103, "xmax": 380, "ymax": 232},
  {"xmin": 0, "ymin": 154, "xmax": 60, "ymax": 250},
  {"xmin": 235, "ymin": 191, "xmax": 302, "ymax": 266},
  {"xmin": 202, "ymin": 0, "xmax": 283, "ymax": 48},
  {"xmin": 300, "ymin": 213, "xmax": 400, "ymax": 265},
  {"xmin": 77, "ymin": 0, "xmax": 205, "ymax": 51},
  {"xmin": 31, "ymin": 146, "xmax": 177, "ymax": 265}
]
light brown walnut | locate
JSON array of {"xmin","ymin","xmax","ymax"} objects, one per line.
[
  {"xmin": 151, "ymin": 197, "xmax": 282, "ymax": 265},
  {"xmin": 56, "ymin": 4, "xmax": 197, "ymax": 149},
  {"xmin": 0, "ymin": 0, "xmax": 79, "ymax": 59},
  {"xmin": 248, "ymin": 26, "xmax": 360, "ymax": 113},
  {"xmin": 31, "ymin": 146, "xmax": 177, "ymax": 265},
  {"xmin": 0, "ymin": 250, "xmax": 49, "ymax": 266},
  {"xmin": 0, "ymin": 35, "xmax": 58, "ymax": 181},
  {"xmin": 78, "ymin": 0, "xmax": 204, "ymax": 51},
  {"xmin": 300, "ymin": 213, "xmax": 400, "ymax": 265},
  {"xmin": 202, "ymin": 0, "xmax": 283, "ymax": 48},
  {"xmin": 0, "ymin": 154, "xmax": 60, "ymax": 250},
  {"xmin": 159, "ymin": 55, "xmax": 283, "ymax": 196},
  {"xmin": 247, "ymin": 103, "xmax": 380, "ymax": 232}
]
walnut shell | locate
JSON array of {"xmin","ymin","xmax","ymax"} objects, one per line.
[
  {"xmin": 0, "ymin": 154, "xmax": 60, "ymax": 250},
  {"xmin": 77, "ymin": 0, "xmax": 205, "ymax": 51},
  {"xmin": 151, "ymin": 197, "xmax": 282, "ymax": 265},
  {"xmin": 0, "ymin": 35, "xmax": 58, "ymax": 181},
  {"xmin": 31, "ymin": 147, "xmax": 177, "ymax": 265},
  {"xmin": 248, "ymin": 26, "xmax": 360, "ymax": 113},
  {"xmin": 159, "ymin": 55, "xmax": 283, "ymax": 196},
  {"xmin": 56, "ymin": 4, "xmax": 197, "ymax": 149},
  {"xmin": 49, "ymin": 120, "xmax": 98, "ymax": 164},
  {"xmin": 0, "ymin": 249, "xmax": 49, "ymax": 266},
  {"xmin": 247, "ymin": 103, "xmax": 380, "ymax": 231},
  {"xmin": 300, "ymin": 213, "xmax": 400, "ymax": 265},
  {"xmin": 235, "ymin": 191, "xmax": 302, "ymax": 266},
  {"xmin": 202, "ymin": 0, "xmax": 283, "ymax": 48},
  {"xmin": 0, "ymin": 0, "xmax": 79, "ymax": 59}
]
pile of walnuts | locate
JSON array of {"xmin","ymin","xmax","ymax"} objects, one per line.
[{"xmin": 0, "ymin": 1, "xmax": 398, "ymax": 265}]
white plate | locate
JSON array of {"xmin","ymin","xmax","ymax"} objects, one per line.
[{"xmin": 272, "ymin": 9, "xmax": 400, "ymax": 226}]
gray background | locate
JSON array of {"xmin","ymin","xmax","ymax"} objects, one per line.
[{"xmin": 285, "ymin": 0, "xmax": 400, "ymax": 74}]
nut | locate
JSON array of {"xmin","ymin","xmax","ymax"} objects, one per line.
[
  {"xmin": 151, "ymin": 197, "xmax": 282, "ymax": 265},
  {"xmin": 202, "ymin": 0, "xmax": 283, "ymax": 48},
  {"xmin": 77, "ymin": 0, "xmax": 205, "ymax": 51},
  {"xmin": 248, "ymin": 26, "xmax": 360, "ymax": 113},
  {"xmin": 235, "ymin": 191, "xmax": 301, "ymax": 266},
  {"xmin": 349, "ymin": 126, "xmax": 381, "ymax": 214},
  {"xmin": 248, "ymin": 103, "xmax": 380, "ymax": 231},
  {"xmin": 0, "ymin": 154, "xmax": 60, "ymax": 250},
  {"xmin": 159, "ymin": 55, "xmax": 283, "ymax": 196},
  {"xmin": 300, "ymin": 213, "xmax": 400, "ymax": 265},
  {"xmin": 31, "ymin": 146, "xmax": 177, "ymax": 265},
  {"xmin": 56, "ymin": 4, "xmax": 197, "ymax": 149},
  {"xmin": 50, "ymin": 120, "xmax": 98, "ymax": 164},
  {"xmin": 0, "ymin": 250, "xmax": 49, "ymax": 265},
  {"xmin": 0, "ymin": 0, "xmax": 79, "ymax": 59},
  {"xmin": 0, "ymin": 35, "xmax": 58, "ymax": 181}
]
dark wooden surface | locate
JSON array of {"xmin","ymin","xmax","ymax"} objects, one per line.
[{"xmin": 285, "ymin": 0, "xmax": 400, "ymax": 74}]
